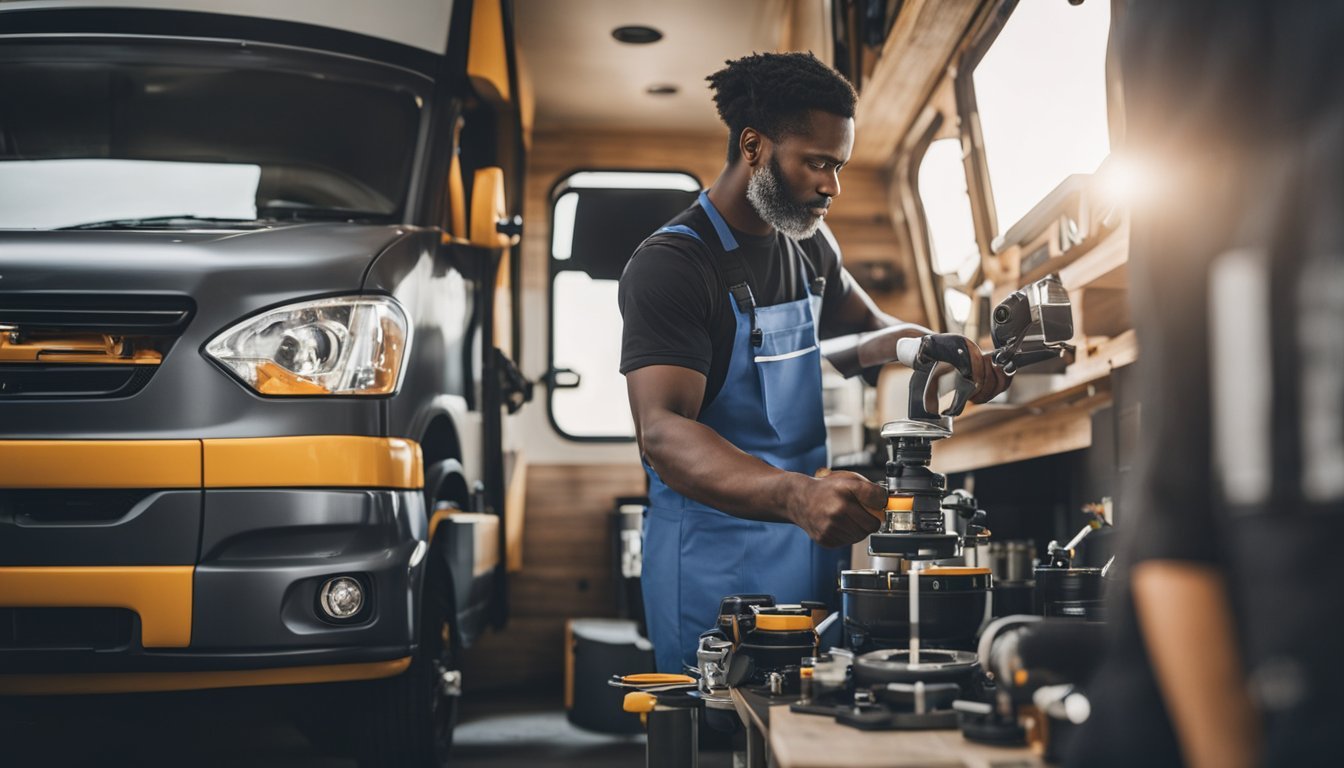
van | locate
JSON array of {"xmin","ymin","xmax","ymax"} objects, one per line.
[{"xmin": 0, "ymin": 2, "xmax": 527, "ymax": 765}]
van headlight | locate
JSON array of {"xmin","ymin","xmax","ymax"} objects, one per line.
[{"xmin": 204, "ymin": 295, "xmax": 410, "ymax": 396}]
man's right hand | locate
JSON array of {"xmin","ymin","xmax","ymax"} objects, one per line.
[{"xmin": 785, "ymin": 471, "xmax": 887, "ymax": 548}]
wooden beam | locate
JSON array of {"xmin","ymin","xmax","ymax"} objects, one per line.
[{"xmin": 851, "ymin": 0, "xmax": 982, "ymax": 167}]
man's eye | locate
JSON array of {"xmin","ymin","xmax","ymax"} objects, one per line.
[{"xmin": 809, "ymin": 161, "xmax": 827, "ymax": 170}]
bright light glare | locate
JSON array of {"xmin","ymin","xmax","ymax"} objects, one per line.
[
  {"xmin": 917, "ymin": 138, "xmax": 980, "ymax": 281},
  {"xmin": 974, "ymin": 0, "xmax": 1112, "ymax": 234},
  {"xmin": 552, "ymin": 192, "xmax": 579, "ymax": 260},
  {"xmin": 565, "ymin": 171, "xmax": 699, "ymax": 191},
  {"xmin": 1093, "ymin": 153, "xmax": 1155, "ymax": 210}
]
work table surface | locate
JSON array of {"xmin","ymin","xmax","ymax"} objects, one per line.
[{"xmin": 732, "ymin": 688, "xmax": 1044, "ymax": 768}]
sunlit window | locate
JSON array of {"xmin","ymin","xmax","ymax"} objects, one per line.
[
  {"xmin": 552, "ymin": 270, "xmax": 634, "ymax": 437},
  {"xmin": 917, "ymin": 138, "xmax": 979, "ymax": 283},
  {"xmin": 549, "ymin": 170, "xmax": 700, "ymax": 440},
  {"xmin": 972, "ymin": 0, "xmax": 1112, "ymax": 234},
  {"xmin": 944, "ymin": 288, "xmax": 973, "ymax": 330}
]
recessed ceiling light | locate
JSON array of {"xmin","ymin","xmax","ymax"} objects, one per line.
[
  {"xmin": 612, "ymin": 25, "xmax": 663, "ymax": 44},
  {"xmin": 646, "ymin": 84, "xmax": 679, "ymax": 96}
]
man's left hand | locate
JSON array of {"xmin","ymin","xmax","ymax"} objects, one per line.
[{"xmin": 964, "ymin": 340, "xmax": 1010, "ymax": 404}]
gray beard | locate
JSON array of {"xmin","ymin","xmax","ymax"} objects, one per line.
[{"xmin": 746, "ymin": 160, "xmax": 822, "ymax": 240}]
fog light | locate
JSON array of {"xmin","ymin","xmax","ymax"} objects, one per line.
[{"xmin": 319, "ymin": 576, "xmax": 364, "ymax": 620}]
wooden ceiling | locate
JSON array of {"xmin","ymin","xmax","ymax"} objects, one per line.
[
  {"xmin": 514, "ymin": 0, "xmax": 831, "ymax": 133},
  {"xmin": 515, "ymin": 0, "xmax": 986, "ymax": 169}
]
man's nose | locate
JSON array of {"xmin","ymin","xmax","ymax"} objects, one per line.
[{"xmin": 819, "ymin": 170, "xmax": 840, "ymax": 198}]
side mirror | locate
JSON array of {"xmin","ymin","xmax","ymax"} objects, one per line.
[{"xmin": 469, "ymin": 166, "xmax": 521, "ymax": 249}]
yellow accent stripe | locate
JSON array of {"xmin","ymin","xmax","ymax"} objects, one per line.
[
  {"xmin": 202, "ymin": 436, "xmax": 423, "ymax": 489},
  {"xmin": 0, "ymin": 437, "xmax": 424, "ymax": 490},
  {"xmin": 753, "ymin": 614, "xmax": 814, "ymax": 632},
  {"xmin": 0, "ymin": 657, "xmax": 411, "ymax": 696},
  {"xmin": 0, "ymin": 566, "xmax": 193, "ymax": 648},
  {"xmin": 920, "ymin": 567, "xmax": 992, "ymax": 576},
  {"xmin": 0, "ymin": 441, "xmax": 201, "ymax": 489}
]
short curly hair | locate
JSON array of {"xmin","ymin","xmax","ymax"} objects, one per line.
[{"xmin": 707, "ymin": 52, "xmax": 857, "ymax": 163}]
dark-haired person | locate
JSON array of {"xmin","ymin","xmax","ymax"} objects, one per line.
[
  {"xmin": 1066, "ymin": 2, "xmax": 1344, "ymax": 767},
  {"xmin": 619, "ymin": 52, "xmax": 1008, "ymax": 672}
]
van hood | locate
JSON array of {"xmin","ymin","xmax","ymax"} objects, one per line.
[{"xmin": 0, "ymin": 223, "xmax": 409, "ymax": 299}]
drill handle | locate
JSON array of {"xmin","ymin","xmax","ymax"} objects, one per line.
[{"xmin": 898, "ymin": 334, "xmax": 980, "ymax": 419}]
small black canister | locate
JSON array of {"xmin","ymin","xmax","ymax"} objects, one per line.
[
  {"xmin": 1034, "ymin": 567, "xmax": 1105, "ymax": 620},
  {"xmin": 738, "ymin": 605, "xmax": 818, "ymax": 674}
]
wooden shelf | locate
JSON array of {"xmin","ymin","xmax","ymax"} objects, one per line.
[
  {"xmin": 931, "ymin": 329, "xmax": 1138, "ymax": 473},
  {"xmin": 1056, "ymin": 225, "xmax": 1128, "ymax": 290},
  {"xmin": 933, "ymin": 389, "xmax": 1112, "ymax": 474}
]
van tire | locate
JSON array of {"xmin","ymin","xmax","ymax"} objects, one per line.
[{"xmin": 354, "ymin": 556, "xmax": 459, "ymax": 767}]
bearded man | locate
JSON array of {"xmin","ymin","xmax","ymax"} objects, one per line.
[{"xmin": 618, "ymin": 52, "xmax": 1007, "ymax": 672}]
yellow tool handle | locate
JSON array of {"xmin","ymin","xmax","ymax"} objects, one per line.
[
  {"xmin": 621, "ymin": 673, "xmax": 695, "ymax": 685},
  {"xmin": 623, "ymin": 691, "xmax": 657, "ymax": 713}
]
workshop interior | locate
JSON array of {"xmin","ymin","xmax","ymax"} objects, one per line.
[{"xmin": 2, "ymin": 1, "xmax": 1336, "ymax": 767}]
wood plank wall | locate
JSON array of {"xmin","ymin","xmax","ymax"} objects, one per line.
[
  {"xmin": 460, "ymin": 463, "xmax": 646, "ymax": 692},
  {"xmin": 463, "ymin": 128, "xmax": 925, "ymax": 694}
]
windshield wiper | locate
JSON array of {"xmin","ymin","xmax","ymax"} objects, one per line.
[{"xmin": 58, "ymin": 215, "xmax": 265, "ymax": 231}]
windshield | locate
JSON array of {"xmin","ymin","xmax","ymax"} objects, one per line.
[{"xmin": 0, "ymin": 41, "xmax": 427, "ymax": 229}]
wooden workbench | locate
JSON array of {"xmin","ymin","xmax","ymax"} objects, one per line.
[{"xmin": 731, "ymin": 688, "xmax": 1043, "ymax": 768}]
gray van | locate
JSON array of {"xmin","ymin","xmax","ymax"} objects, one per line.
[{"xmin": 0, "ymin": 2, "xmax": 526, "ymax": 765}]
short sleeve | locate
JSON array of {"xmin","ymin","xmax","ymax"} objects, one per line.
[{"xmin": 618, "ymin": 238, "xmax": 717, "ymax": 377}]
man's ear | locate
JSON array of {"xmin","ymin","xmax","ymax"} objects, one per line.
[{"xmin": 740, "ymin": 128, "xmax": 767, "ymax": 168}]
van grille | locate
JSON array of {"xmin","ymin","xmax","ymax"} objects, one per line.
[
  {"xmin": 0, "ymin": 608, "xmax": 135, "ymax": 651},
  {"xmin": 0, "ymin": 294, "xmax": 193, "ymax": 399},
  {"xmin": 1, "ymin": 489, "xmax": 150, "ymax": 525}
]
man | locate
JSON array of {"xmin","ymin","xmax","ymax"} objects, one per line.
[
  {"xmin": 1068, "ymin": 2, "xmax": 1344, "ymax": 766},
  {"xmin": 618, "ymin": 52, "xmax": 1008, "ymax": 672}
]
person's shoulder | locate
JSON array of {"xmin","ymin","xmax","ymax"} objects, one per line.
[
  {"xmin": 624, "ymin": 225, "xmax": 719, "ymax": 282},
  {"xmin": 620, "ymin": 233, "xmax": 721, "ymax": 317},
  {"xmin": 626, "ymin": 237, "xmax": 711, "ymax": 279}
]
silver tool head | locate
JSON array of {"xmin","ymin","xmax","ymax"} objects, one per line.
[{"xmin": 880, "ymin": 418, "xmax": 953, "ymax": 441}]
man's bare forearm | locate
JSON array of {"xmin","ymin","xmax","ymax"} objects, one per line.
[
  {"xmin": 1132, "ymin": 561, "xmax": 1260, "ymax": 768},
  {"xmin": 640, "ymin": 410, "xmax": 808, "ymax": 524},
  {"xmin": 820, "ymin": 323, "xmax": 931, "ymax": 378}
]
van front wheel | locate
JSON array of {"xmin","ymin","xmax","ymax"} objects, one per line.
[{"xmin": 356, "ymin": 577, "xmax": 459, "ymax": 767}]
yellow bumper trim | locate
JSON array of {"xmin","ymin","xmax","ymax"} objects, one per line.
[
  {"xmin": 0, "ymin": 436, "xmax": 423, "ymax": 490},
  {"xmin": 202, "ymin": 436, "xmax": 423, "ymax": 489},
  {"xmin": 0, "ymin": 657, "xmax": 412, "ymax": 696},
  {"xmin": 0, "ymin": 566, "xmax": 194, "ymax": 648},
  {"xmin": 0, "ymin": 440, "xmax": 201, "ymax": 489}
]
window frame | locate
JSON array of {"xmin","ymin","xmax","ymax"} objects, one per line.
[
  {"xmin": 544, "ymin": 167, "xmax": 702, "ymax": 443},
  {"xmin": 898, "ymin": 105, "xmax": 986, "ymax": 337},
  {"xmin": 954, "ymin": 0, "xmax": 1124, "ymax": 251}
]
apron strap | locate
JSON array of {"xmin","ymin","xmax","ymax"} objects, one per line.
[{"xmin": 696, "ymin": 191, "xmax": 763, "ymax": 348}]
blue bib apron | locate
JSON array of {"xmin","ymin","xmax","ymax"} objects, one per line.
[{"xmin": 641, "ymin": 191, "xmax": 845, "ymax": 673}]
